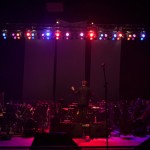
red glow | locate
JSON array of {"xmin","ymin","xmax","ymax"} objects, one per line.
[
  {"xmin": 26, "ymin": 32, "xmax": 31, "ymax": 36},
  {"xmin": 87, "ymin": 30, "xmax": 96, "ymax": 40},
  {"xmin": 128, "ymin": 34, "xmax": 132, "ymax": 38},
  {"xmin": 118, "ymin": 33, "xmax": 123, "ymax": 37},
  {"xmin": 55, "ymin": 30, "xmax": 61, "ymax": 39},
  {"xmin": 16, "ymin": 33, "xmax": 20, "ymax": 36}
]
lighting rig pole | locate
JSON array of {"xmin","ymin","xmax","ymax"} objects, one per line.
[
  {"xmin": 101, "ymin": 63, "xmax": 109, "ymax": 149},
  {"xmin": 53, "ymin": 39, "xmax": 58, "ymax": 117}
]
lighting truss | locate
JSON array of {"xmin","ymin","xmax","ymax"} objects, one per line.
[{"xmin": 0, "ymin": 23, "xmax": 148, "ymax": 40}]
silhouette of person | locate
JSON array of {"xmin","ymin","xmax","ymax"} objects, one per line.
[{"xmin": 71, "ymin": 80, "xmax": 92, "ymax": 123}]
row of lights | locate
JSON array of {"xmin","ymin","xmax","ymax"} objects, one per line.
[{"xmin": 2, "ymin": 30, "xmax": 146, "ymax": 41}]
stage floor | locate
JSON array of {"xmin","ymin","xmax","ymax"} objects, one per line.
[{"xmin": 0, "ymin": 133, "xmax": 150, "ymax": 150}]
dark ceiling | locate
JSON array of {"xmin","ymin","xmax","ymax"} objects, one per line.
[{"xmin": 0, "ymin": 0, "xmax": 149, "ymax": 24}]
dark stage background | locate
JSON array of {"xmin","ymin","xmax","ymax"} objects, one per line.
[{"xmin": 0, "ymin": 39, "xmax": 150, "ymax": 104}]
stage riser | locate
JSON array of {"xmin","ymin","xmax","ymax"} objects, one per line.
[
  {"xmin": 51, "ymin": 122, "xmax": 108, "ymax": 138},
  {"xmin": 31, "ymin": 132, "xmax": 80, "ymax": 150}
]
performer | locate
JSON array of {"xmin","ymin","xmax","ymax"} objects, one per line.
[{"xmin": 71, "ymin": 80, "xmax": 92, "ymax": 123}]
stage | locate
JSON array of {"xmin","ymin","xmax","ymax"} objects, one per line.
[{"xmin": 0, "ymin": 132, "xmax": 150, "ymax": 150}]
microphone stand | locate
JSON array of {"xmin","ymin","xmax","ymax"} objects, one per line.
[{"xmin": 101, "ymin": 64, "xmax": 109, "ymax": 149}]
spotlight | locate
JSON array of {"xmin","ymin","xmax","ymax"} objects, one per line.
[
  {"xmin": 79, "ymin": 32, "xmax": 84, "ymax": 40},
  {"xmin": 98, "ymin": 32, "xmax": 104, "ymax": 40},
  {"xmin": 140, "ymin": 31, "xmax": 146, "ymax": 40},
  {"xmin": 2, "ymin": 30, "xmax": 7, "ymax": 39},
  {"xmin": 55, "ymin": 30, "xmax": 61, "ymax": 40},
  {"xmin": 11, "ymin": 31, "xmax": 22, "ymax": 39},
  {"xmin": 118, "ymin": 33, "xmax": 123, "ymax": 38},
  {"xmin": 26, "ymin": 31, "xmax": 32, "ymax": 40},
  {"xmin": 45, "ymin": 31, "xmax": 51, "ymax": 40},
  {"xmin": 41, "ymin": 30, "xmax": 51, "ymax": 40},
  {"xmin": 111, "ymin": 31, "xmax": 118, "ymax": 40},
  {"xmin": 65, "ymin": 32, "xmax": 70, "ymax": 39},
  {"xmin": 87, "ymin": 30, "xmax": 96, "ymax": 40}
]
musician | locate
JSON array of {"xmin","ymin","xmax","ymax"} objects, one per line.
[
  {"xmin": 132, "ymin": 99, "xmax": 150, "ymax": 136},
  {"xmin": 138, "ymin": 100, "xmax": 150, "ymax": 125},
  {"xmin": 0, "ymin": 103, "xmax": 4, "ymax": 131},
  {"xmin": 71, "ymin": 80, "xmax": 92, "ymax": 123}
]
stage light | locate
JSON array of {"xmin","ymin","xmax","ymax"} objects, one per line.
[
  {"xmin": 0, "ymin": 25, "xmax": 148, "ymax": 41},
  {"xmin": 103, "ymin": 33, "xmax": 108, "ymax": 40},
  {"xmin": 118, "ymin": 33, "xmax": 123, "ymax": 37},
  {"xmin": 131, "ymin": 33, "xmax": 136, "ymax": 40},
  {"xmin": 16, "ymin": 33, "xmax": 21, "ymax": 39},
  {"xmin": 41, "ymin": 33, "xmax": 45, "ymax": 40},
  {"xmin": 2, "ymin": 30, "xmax": 7, "ymax": 39},
  {"xmin": 133, "ymin": 34, "xmax": 136, "ymax": 38},
  {"xmin": 41, "ymin": 33, "xmax": 44, "ymax": 38},
  {"xmin": 31, "ymin": 33, "xmax": 35, "ymax": 39},
  {"xmin": 25, "ymin": 30, "xmax": 36, "ymax": 40},
  {"xmin": 79, "ymin": 32, "xmax": 84, "ymax": 40},
  {"xmin": 46, "ymin": 32, "xmax": 50, "ymax": 36},
  {"xmin": 113, "ymin": 33, "xmax": 117, "ymax": 38},
  {"xmin": 56, "ymin": 20, "xmax": 60, "ymax": 24},
  {"xmin": 11, "ymin": 31, "xmax": 21, "ymax": 39},
  {"xmin": 55, "ymin": 30, "xmax": 61, "ymax": 40},
  {"xmin": 46, "ymin": 31, "xmax": 51, "ymax": 40},
  {"xmin": 91, "ymin": 22, "xmax": 94, "ymax": 25},
  {"xmin": 2, "ymin": 33, "xmax": 6, "ymax": 36},
  {"xmin": 26, "ymin": 32, "xmax": 31, "ymax": 37},
  {"xmin": 140, "ymin": 31, "xmax": 146, "ymax": 40},
  {"xmin": 114, "ymin": 32, "xmax": 123, "ymax": 40},
  {"xmin": 65, "ymin": 32, "xmax": 69, "ymax": 36},
  {"xmin": 87, "ymin": 30, "xmax": 96, "ymax": 40},
  {"xmin": 65, "ymin": 32, "xmax": 70, "ymax": 39},
  {"xmin": 41, "ymin": 30, "xmax": 51, "ymax": 40},
  {"xmin": 104, "ymin": 34, "xmax": 108, "ymax": 37},
  {"xmin": 98, "ymin": 32, "xmax": 104, "ymax": 40},
  {"xmin": 12, "ymin": 33, "xmax": 16, "ymax": 40},
  {"xmin": 126, "ymin": 32, "xmax": 138, "ymax": 41},
  {"xmin": 25, "ymin": 31, "xmax": 32, "ymax": 39},
  {"xmin": 100, "ymin": 33, "xmax": 104, "ymax": 37},
  {"xmin": 128, "ymin": 34, "xmax": 132, "ymax": 38},
  {"xmin": 126, "ymin": 31, "xmax": 132, "ymax": 40},
  {"xmin": 99, "ymin": 37, "xmax": 102, "ymax": 40},
  {"xmin": 141, "ymin": 34, "xmax": 145, "ymax": 38},
  {"xmin": 98, "ymin": 31, "xmax": 109, "ymax": 40},
  {"xmin": 80, "ymin": 32, "xmax": 84, "ymax": 37},
  {"xmin": 111, "ymin": 31, "xmax": 118, "ymax": 40}
]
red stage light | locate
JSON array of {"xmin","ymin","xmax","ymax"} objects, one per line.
[
  {"xmin": 26, "ymin": 32, "xmax": 31, "ymax": 36},
  {"xmin": 55, "ymin": 30, "xmax": 61, "ymax": 39},
  {"xmin": 87, "ymin": 30, "xmax": 96, "ymax": 40}
]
